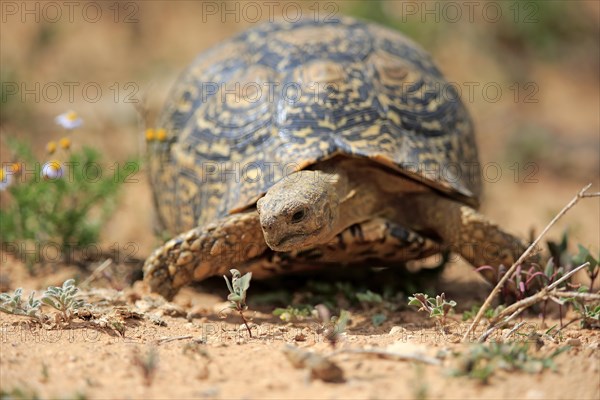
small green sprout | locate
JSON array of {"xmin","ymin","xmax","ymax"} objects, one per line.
[
  {"xmin": 0, "ymin": 288, "xmax": 42, "ymax": 321},
  {"xmin": 563, "ymin": 287, "xmax": 600, "ymax": 329},
  {"xmin": 223, "ymin": 269, "xmax": 253, "ymax": 337},
  {"xmin": 462, "ymin": 304, "xmax": 504, "ymax": 322},
  {"xmin": 355, "ymin": 290, "xmax": 383, "ymax": 304},
  {"xmin": 371, "ymin": 313, "xmax": 387, "ymax": 327},
  {"xmin": 356, "ymin": 290, "xmax": 392, "ymax": 327},
  {"xmin": 272, "ymin": 305, "xmax": 312, "ymax": 322},
  {"xmin": 572, "ymin": 244, "xmax": 599, "ymax": 289},
  {"xmin": 451, "ymin": 342, "xmax": 570, "ymax": 383},
  {"xmin": 574, "ymin": 303, "xmax": 600, "ymax": 329},
  {"xmin": 41, "ymin": 279, "xmax": 85, "ymax": 322},
  {"xmin": 408, "ymin": 293, "xmax": 456, "ymax": 327}
]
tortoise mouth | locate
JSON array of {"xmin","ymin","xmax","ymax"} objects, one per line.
[{"xmin": 272, "ymin": 226, "xmax": 325, "ymax": 251}]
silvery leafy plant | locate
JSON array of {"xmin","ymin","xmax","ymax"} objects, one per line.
[
  {"xmin": 0, "ymin": 288, "xmax": 42, "ymax": 321},
  {"xmin": 408, "ymin": 292, "xmax": 457, "ymax": 328},
  {"xmin": 41, "ymin": 278, "xmax": 85, "ymax": 322},
  {"xmin": 223, "ymin": 269, "xmax": 253, "ymax": 337}
]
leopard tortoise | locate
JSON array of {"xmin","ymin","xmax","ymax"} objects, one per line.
[{"xmin": 144, "ymin": 16, "xmax": 528, "ymax": 299}]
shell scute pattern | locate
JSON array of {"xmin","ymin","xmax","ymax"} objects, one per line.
[{"xmin": 149, "ymin": 17, "xmax": 481, "ymax": 235}]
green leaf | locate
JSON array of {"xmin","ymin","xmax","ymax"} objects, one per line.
[
  {"xmin": 408, "ymin": 298, "xmax": 422, "ymax": 306},
  {"xmin": 223, "ymin": 275, "xmax": 234, "ymax": 295},
  {"xmin": 227, "ymin": 294, "xmax": 242, "ymax": 303},
  {"xmin": 430, "ymin": 308, "xmax": 443, "ymax": 317},
  {"xmin": 237, "ymin": 272, "xmax": 252, "ymax": 293},
  {"xmin": 357, "ymin": 290, "xmax": 383, "ymax": 304},
  {"xmin": 573, "ymin": 244, "xmax": 598, "ymax": 269},
  {"xmin": 371, "ymin": 313, "xmax": 387, "ymax": 327},
  {"xmin": 41, "ymin": 297, "xmax": 59, "ymax": 309}
]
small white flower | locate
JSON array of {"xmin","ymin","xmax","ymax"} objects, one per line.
[
  {"xmin": 0, "ymin": 167, "xmax": 13, "ymax": 191},
  {"xmin": 42, "ymin": 161, "xmax": 64, "ymax": 180},
  {"xmin": 55, "ymin": 110, "xmax": 83, "ymax": 130}
]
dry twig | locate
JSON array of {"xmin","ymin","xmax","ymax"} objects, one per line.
[
  {"xmin": 80, "ymin": 259, "xmax": 113, "ymax": 289},
  {"xmin": 549, "ymin": 291, "xmax": 600, "ymax": 301},
  {"xmin": 503, "ymin": 321, "xmax": 527, "ymax": 340},
  {"xmin": 462, "ymin": 184, "xmax": 595, "ymax": 342},
  {"xmin": 156, "ymin": 335, "xmax": 193, "ymax": 344},
  {"xmin": 332, "ymin": 348, "xmax": 441, "ymax": 366}
]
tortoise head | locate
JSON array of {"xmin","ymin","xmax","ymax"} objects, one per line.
[{"xmin": 256, "ymin": 170, "xmax": 340, "ymax": 251}]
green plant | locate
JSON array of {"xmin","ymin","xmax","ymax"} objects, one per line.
[
  {"xmin": 0, "ymin": 288, "xmax": 41, "ymax": 321},
  {"xmin": 371, "ymin": 313, "xmax": 387, "ymax": 327},
  {"xmin": 0, "ymin": 124, "xmax": 136, "ymax": 268},
  {"xmin": 272, "ymin": 305, "xmax": 312, "ymax": 322},
  {"xmin": 223, "ymin": 269, "xmax": 253, "ymax": 337},
  {"xmin": 452, "ymin": 342, "xmax": 570, "ymax": 383},
  {"xmin": 0, "ymin": 386, "xmax": 40, "ymax": 400},
  {"xmin": 572, "ymin": 245, "xmax": 599, "ymax": 290},
  {"xmin": 301, "ymin": 280, "xmax": 357, "ymax": 310},
  {"xmin": 408, "ymin": 293, "xmax": 456, "ymax": 327},
  {"xmin": 356, "ymin": 290, "xmax": 393, "ymax": 327},
  {"xmin": 356, "ymin": 290, "xmax": 383, "ymax": 304},
  {"xmin": 462, "ymin": 304, "xmax": 503, "ymax": 322},
  {"xmin": 572, "ymin": 302, "xmax": 600, "ymax": 329},
  {"xmin": 562, "ymin": 287, "xmax": 600, "ymax": 329},
  {"xmin": 41, "ymin": 279, "xmax": 85, "ymax": 322}
]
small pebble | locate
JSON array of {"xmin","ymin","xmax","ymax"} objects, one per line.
[{"xmin": 566, "ymin": 338, "xmax": 581, "ymax": 347}]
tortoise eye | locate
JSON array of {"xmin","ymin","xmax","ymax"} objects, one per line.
[{"xmin": 290, "ymin": 209, "xmax": 306, "ymax": 223}]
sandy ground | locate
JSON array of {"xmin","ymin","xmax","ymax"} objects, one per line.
[{"xmin": 1, "ymin": 279, "xmax": 599, "ymax": 400}]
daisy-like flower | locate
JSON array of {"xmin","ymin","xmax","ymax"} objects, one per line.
[
  {"xmin": 0, "ymin": 165, "xmax": 14, "ymax": 191},
  {"xmin": 55, "ymin": 110, "xmax": 83, "ymax": 130},
  {"xmin": 59, "ymin": 137, "xmax": 71, "ymax": 150},
  {"xmin": 41, "ymin": 160, "xmax": 64, "ymax": 180},
  {"xmin": 47, "ymin": 141, "xmax": 57, "ymax": 154},
  {"xmin": 145, "ymin": 128, "xmax": 155, "ymax": 142},
  {"xmin": 156, "ymin": 128, "xmax": 167, "ymax": 141}
]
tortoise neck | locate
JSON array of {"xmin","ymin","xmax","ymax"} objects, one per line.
[{"xmin": 316, "ymin": 158, "xmax": 391, "ymax": 233}]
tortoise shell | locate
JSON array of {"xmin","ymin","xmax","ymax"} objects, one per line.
[{"xmin": 148, "ymin": 16, "xmax": 481, "ymax": 235}]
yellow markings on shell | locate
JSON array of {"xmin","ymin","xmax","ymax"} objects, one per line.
[
  {"xmin": 209, "ymin": 142, "xmax": 231, "ymax": 158},
  {"xmin": 387, "ymin": 111, "xmax": 401, "ymax": 126},
  {"xmin": 244, "ymin": 166, "xmax": 260, "ymax": 181},
  {"xmin": 421, "ymin": 120, "xmax": 442, "ymax": 131},
  {"xmin": 363, "ymin": 124, "xmax": 380, "ymax": 137},
  {"xmin": 317, "ymin": 119, "xmax": 336, "ymax": 130}
]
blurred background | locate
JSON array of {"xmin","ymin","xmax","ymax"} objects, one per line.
[{"xmin": 1, "ymin": 0, "xmax": 598, "ymax": 260}]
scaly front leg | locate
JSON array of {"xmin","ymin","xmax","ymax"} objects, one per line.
[{"xmin": 143, "ymin": 212, "xmax": 267, "ymax": 300}]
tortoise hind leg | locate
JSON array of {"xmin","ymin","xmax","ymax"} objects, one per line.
[{"xmin": 143, "ymin": 211, "xmax": 267, "ymax": 300}]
